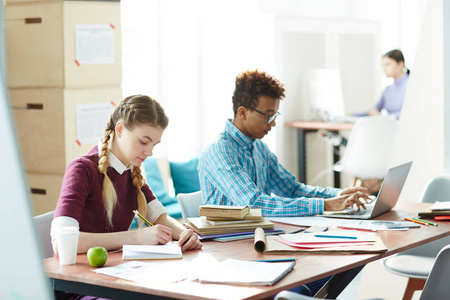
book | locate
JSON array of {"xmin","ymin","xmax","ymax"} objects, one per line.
[
  {"xmin": 185, "ymin": 217, "xmax": 274, "ymax": 236},
  {"xmin": 200, "ymin": 216, "xmax": 263, "ymax": 226},
  {"xmin": 199, "ymin": 205, "xmax": 250, "ymax": 219},
  {"xmin": 430, "ymin": 201, "xmax": 450, "ymax": 211},
  {"xmin": 122, "ymin": 244, "xmax": 182, "ymax": 260},
  {"xmin": 205, "ymin": 209, "xmax": 262, "ymax": 221},
  {"xmin": 418, "ymin": 210, "xmax": 450, "ymax": 218},
  {"xmin": 197, "ymin": 258, "xmax": 295, "ymax": 286},
  {"xmin": 435, "ymin": 215, "xmax": 450, "ymax": 221}
]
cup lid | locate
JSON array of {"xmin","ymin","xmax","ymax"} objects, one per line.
[{"xmin": 57, "ymin": 227, "xmax": 79, "ymax": 234}]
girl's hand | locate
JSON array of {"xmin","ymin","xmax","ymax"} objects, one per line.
[
  {"xmin": 177, "ymin": 229, "xmax": 202, "ymax": 252},
  {"xmin": 137, "ymin": 224, "xmax": 173, "ymax": 245}
]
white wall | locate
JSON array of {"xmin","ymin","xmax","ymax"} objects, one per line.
[
  {"xmin": 390, "ymin": 0, "xmax": 444, "ymax": 202},
  {"xmin": 445, "ymin": 0, "xmax": 450, "ymax": 174},
  {"xmin": 272, "ymin": 17, "xmax": 380, "ymax": 187},
  {"xmin": 121, "ymin": 0, "xmax": 432, "ymax": 185}
]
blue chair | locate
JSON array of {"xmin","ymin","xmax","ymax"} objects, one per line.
[
  {"xmin": 142, "ymin": 157, "xmax": 182, "ymax": 219},
  {"xmin": 143, "ymin": 157, "xmax": 201, "ymax": 220}
]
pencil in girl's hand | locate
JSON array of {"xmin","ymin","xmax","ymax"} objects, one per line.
[{"xmin": 133, "ymin": 210, "xmax": 154, "ymax": 226}]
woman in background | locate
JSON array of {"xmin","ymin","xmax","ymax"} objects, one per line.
[{"xmin": 355, "ymin": 49, "xmax": 410, "ymax": 119}]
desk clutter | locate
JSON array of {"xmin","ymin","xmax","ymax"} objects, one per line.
[
  {"xmin": 419, "ymin": 201, "xmax": 450, "ymax": 220},
  {"xmin": 94, "ymin": 254, "xmax": 295, "ymax": 286},
  {"xmin": 253, "ymin": 227, "xmax": 388, "ymax": 254}
]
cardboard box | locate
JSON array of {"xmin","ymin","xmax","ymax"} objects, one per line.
[
  {"xmin": 5, "ymin": 1, "xmax": 122, "ymax": 88},
  {"xmin": 5, "ymin": 0, "xmax": 120, "ymax": 5},
  {"xmin": 10, "ymin": 86, "xmax": 122, "ymax": 174},
  {"xmin": 63, "ymin": 87, "xmax": 122, "ymax": 165},
  {"xmin": 27, "ymin": 172, "xmax": 64, "ymax": 216},
  {"xmin": 5, "ymin": 0, "xmax": 59, "ymax": 4}
]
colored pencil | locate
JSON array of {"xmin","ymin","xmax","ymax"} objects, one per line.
[
  {"xmin": 412, "ymin": 218, "xmax": 438, "ymax": 226},
  {"xmin": 404, "ymin": 217, "xmax": 428, "ymax": 226}
]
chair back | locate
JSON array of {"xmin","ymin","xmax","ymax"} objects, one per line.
[
  {"xmin": 420, "ymin": 244, "xmax": 450, "ymax": 300},
  {"xmin": 275, "ymin": 290, "xmax": 315, "ymax": 300},
  {"xmin": 419, "ymin": 176, "xmax": 450, "ymax": 204},
  {"xmin": 403, "ymin": 176, "xmax": 450, "ymax": 257},
  {"xmin": 339, "ymin": 116, "xmax": 397, "ymax": 179},
  {"xmin": 177, "ymin": 190, "xmax": 203, "ymax": 222},
  {"xmin": 33, "ymin": 211, "xmax": 55, "ymax": 258}
]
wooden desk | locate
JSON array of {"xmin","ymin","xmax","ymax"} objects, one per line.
[
  {"xmin": 285, "ymin": 121, "xmax": 354, "ymax": 188},
  {"xmin": 44, "ymin": 202, "xmax": 450, "ymax": 300}
]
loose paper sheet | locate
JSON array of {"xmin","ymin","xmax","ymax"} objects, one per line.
[
  {"xmin": 76, "ymin": 102, "xmax": 114, "ymax": 145},
  {"xmin": 93, "ymin": 260, "xmax": 193, "ymax": 284},
  {"xmin": 268, "ymin": 217, "xmax": 416, "ymax": 230},
  {"xmin": 75, "ymin": 24, "xmax": 114, "ymax": 65}
]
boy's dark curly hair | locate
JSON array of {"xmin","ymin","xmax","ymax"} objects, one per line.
[{"xmin": 232, "ymin": 70, "xmax": 286, "ymax": 116}]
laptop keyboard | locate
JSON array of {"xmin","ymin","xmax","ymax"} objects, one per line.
[{"xmin": 346, "ymin": 209, "xmax": 369, "ymax": 216}]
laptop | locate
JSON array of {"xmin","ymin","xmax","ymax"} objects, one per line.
[{"xmin": 323, "ymin": 161, "xmax": 413, "ymax": 219}]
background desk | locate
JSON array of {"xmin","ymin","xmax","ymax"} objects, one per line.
[
  {"xmin": 285, "ymin": 121, "xmax": 354, "ymax": 188},
  {"xmin": 44, "ymin": 202, "xmax": 449, "ymax": 300}
]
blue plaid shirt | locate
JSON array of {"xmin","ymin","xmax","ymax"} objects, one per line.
[{"xmin": 198, "ymin": 120, "xmax": 340, "ymax": 217}]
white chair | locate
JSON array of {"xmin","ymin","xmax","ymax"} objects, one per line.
[
  {"xmin": 274, "ymin": 291, "xmax": 315, "ymax": 300},
  {"xmin": 274, "ymin": 291, "xmax": 382, "ymax": 300},
  {"xmin": 419, "ymin": 244, "xmax": 450, "ymax": 300},
  {"xmin": 176, "ymin": 190, "xmax": 203, "ymax": 223},
  {"xmin": 335, "ymin": 116, "xmax": 397, "ymax": 181},
  {"xmin": 381, "ymin": 176, "xmax": 450, "ymax": 300},
  {"xmin": 274, "ymin": 244, "xmax": 450, "ymax": 300},
  {"xmin": 33, "ymin": 211, "xmax": 55, "ymax": 259}
]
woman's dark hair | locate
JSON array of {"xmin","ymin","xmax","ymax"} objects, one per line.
[
  {"xmin": 232, "ymin": 70, "xmax": 285, "ymax": 116},
  {"xmin": 384, "ymin": 49, "xmax": 410, "ymax": 75}
]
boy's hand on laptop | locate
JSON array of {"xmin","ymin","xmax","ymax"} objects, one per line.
[
  {"xmin": 337, "ymin": 187, "xmax": 369, "ymax": 197},
  {"xmin": 338, "ymin": 187, "xmax": 371, "ymax": 204},
  {"xmin": 324, "ymin": 189, "xmax": 370, "ymax": 211}
]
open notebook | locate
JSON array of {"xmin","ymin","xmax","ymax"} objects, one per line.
[{"xmin": 122, "ymin": 244, "xmax": 182, "ymax": 260}]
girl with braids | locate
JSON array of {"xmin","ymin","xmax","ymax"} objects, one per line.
[{"xmin": 51, "ymin": 95, "xmax": 202, "ymax": 256}]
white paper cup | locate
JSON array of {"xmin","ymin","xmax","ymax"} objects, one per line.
[{"xmin": 56, "ymin": 227, "xmax": 79, "ymax": 265}]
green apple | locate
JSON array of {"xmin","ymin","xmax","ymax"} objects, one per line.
[{"xmin": 87, "ymin": 247, "xmax": 108, "ymax": 267}]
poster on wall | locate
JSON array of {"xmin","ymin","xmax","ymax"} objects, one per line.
[
  {"xmin": 75, "ymin": 24, "xmax": 115, "ymax": 65},
  {"xmin": 76, "ymin": 102, "xmax": 114, "ymax": 145}
]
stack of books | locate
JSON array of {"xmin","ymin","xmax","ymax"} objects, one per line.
[
  {"xmin": 185, "ymin": 205, "xmax": 284, "ymax": 241},
  {"xmin": 199, "ymin": 205, "xmax": 262, "ymax": 223},
  {"xmin": 419, "ymin": 201, "xmax": 450, "ymax": 220}
]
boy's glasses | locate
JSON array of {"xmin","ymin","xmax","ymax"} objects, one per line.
[{"xmin": 250, "ymin": 108, "xmax": 280, "ymax": 124}]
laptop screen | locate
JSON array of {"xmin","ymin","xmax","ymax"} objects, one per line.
[{"xmin": 371, "ymin": 161, "xmax": 413, "ymax": 217}]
